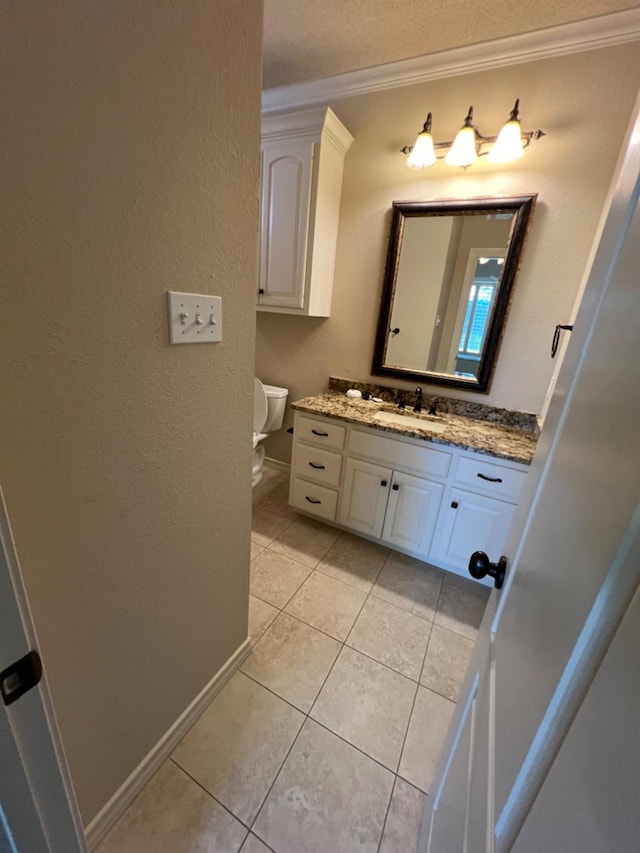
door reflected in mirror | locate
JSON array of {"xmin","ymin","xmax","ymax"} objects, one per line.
[{"xmin": 373, "ymin": 196, "xmax": 536, "ymax": 393}]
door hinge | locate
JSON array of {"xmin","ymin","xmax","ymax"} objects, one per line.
[{"xmin": 1, "ymin": 650, "xmax": 43, "ymax": 706}]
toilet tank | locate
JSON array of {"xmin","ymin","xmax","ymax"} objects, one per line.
[{"xmin": 263, "ymin": 384, "xmax": 288, "ymax": 432}]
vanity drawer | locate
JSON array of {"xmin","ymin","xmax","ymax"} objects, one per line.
[
  {"xmin": 349, "ymin": 428, "xmax": 452, "ymax": 479},
  {"xmin": 290, "ymin": 478, "xmax": 338, "ymax": 522},
  {"xmin": 294, "ymin": 443, "xmax": 342, "ymax": 487},
  {"xmin": 454, "ymin": 454, "xmax": 527, "ymax": 502},
  {"xmin": 296, "ymin": 415, "xmax": 346, "ymax": 450}
]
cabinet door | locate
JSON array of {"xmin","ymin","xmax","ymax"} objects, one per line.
[
  {"xmin": 338, "ymin": 458, "xmax": 391, "ymax": 538},
  {"xmin": 382, "ymin": 472, "xmax": 444, "ymax": 558},
  {"xmin": 431, "ymin": 486, "xmax": 516, "ymax": 574},
  {"xmin": 259, "ymin": 140, "xmax": 313, "ymax": 309}
]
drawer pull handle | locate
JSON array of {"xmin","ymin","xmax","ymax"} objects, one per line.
[
  {"xmin": 380, "ymin": 480, "xmax": 388, "ymax": 487},
  {"xmin": 477, "ymin": 473, "xmax": 503, "ymax": 483},
  {"xmin": 309, "ymin": 462, "xmax": 326, "ymax": 470},
  {"xmin": 392, "ymin": 483, "xmax": 400, "ymax": 491},
  {"xmin": 311, "ymin": 429, "xmax": 329, "ymax": 437},
  {"xmin": 305, "ymin": 496, "xmax": 322, "ymax": 505}
]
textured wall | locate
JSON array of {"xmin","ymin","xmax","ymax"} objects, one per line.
[
  {"xmin": 1, "ymin": 0, "xmax": 262, "ymax": 823},
  {"xmin": 256, "ymin": 44, "xmax": 640, "ymax": 463}
]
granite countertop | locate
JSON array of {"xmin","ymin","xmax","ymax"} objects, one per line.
[{"xmin": 291, "ymin": 392, "xmax": 538, "ymax": 465}]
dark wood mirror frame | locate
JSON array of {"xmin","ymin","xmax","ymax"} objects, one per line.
[{"xmin": 372, "ymin": 195, "xmax": 537, "ymax": 393}]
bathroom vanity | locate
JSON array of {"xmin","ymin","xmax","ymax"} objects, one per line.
[{"xmin": 288, "ymin": 389, "xmax": 537, "ymax": 585}]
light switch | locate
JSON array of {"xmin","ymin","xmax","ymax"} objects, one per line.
[{"xmin": 167, "ymin": 292, "xmax": 222, "ymax": 344}]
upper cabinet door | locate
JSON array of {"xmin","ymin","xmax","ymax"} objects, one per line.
[
  {"xmin": 258, "ymin": 107, "xmax": 354, "ymax": 317},
  {"xmin": 259, "ymin": 140, "xmax": 313, "ymax": 310}
]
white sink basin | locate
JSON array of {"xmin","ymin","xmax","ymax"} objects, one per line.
[{"xmin": 373, "ymin": 410, "xmax": 448, "ymax": 434}]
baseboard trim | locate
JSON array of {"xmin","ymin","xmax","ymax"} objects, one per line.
[
  {"xmin": 264, "ymin": 457, "xmax": 291, "ymax": 475},
  {"xmin": 84, "ymin": 637, "xmax": 252, "ymax": 850}
]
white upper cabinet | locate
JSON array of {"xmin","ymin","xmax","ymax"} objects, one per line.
[{"xmin": 258, "ymin": 108, "xmax": 354, "ymax": 316}]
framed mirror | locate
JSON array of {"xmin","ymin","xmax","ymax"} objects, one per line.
[{"xmin": 372, "ymin": 195, "xmax": 536, "ymax": 392}]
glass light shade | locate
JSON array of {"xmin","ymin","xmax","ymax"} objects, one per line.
[
  {"xmin": 406, "ymin": 130, "xmax": 437, "ymax": 168},
  {"xmin": 445, "ymin": 126, "xmax": 478, "ymax": 167},
  {"xmin": 488, "ymin": 119, "xmax": 524, "ymax": 163}
]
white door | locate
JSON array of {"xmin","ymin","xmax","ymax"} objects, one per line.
[
  {"xmin": 431, "ymin": 487, "xmax": 516, "ymax": 575},
  {"xmin": 259, "ymin": 140, "xmax": 313, "ymax": 309},
  {"xmin": 0, "ymin": 490, "xmax": 87, "ymax": 853},
  {"xmin": 381, "ymin": 471, "xmax": 443, "ymax": 557},
  {"xmin": 424, "ymin": 98, "xmax": 640, "ymax": 852},
  {"xmin": 339, "ymin": 458, "xmax": 392, "ymax": 537}
]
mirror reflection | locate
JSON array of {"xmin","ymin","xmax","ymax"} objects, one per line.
[{"xmin": 373, "ymin": 196, "xmax": 536, "ymax": 393}]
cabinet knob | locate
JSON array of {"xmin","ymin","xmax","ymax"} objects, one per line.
[
  {"xmin": 392, "ymin": 483, "xmax": 399, "ymax": 491},
  {"xmin": 380, "ymin": 480, "xmax": 387, "ymax": 487},
  {"xmin": 258, "ymin": 288, "xmax": 265, "ymax": 295},
  {"xmin": 451, "ymin": 501, "xmax": 459, "ymax": 509},
  {"xmin": 468, "ymin": 551, "xmax": 507, "ymax": 589}
]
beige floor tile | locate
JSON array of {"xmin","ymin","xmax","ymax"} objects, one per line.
[
  {"xmin": 250, "ymin": 540, "xmax": 265, "ymax": 561},
  {"xmin": 251, "ymin": 507, "xmax": 295, "ymax": 549},
  {"xmin": 270, "ymin": 516, "xmax": 340, "ymax": 568},
  {"xmin": 435, "ymin": 574, "xmax": 490, "ymax": 640},
  {"xmin": 285, "ymin": 571, "xmax": 366, "ymax": 640},
  {"xmin": 347, "ymin": 596, "xmax": 432, "ymax": 680},
  {"xmin": 316, "ymin": 532, "xmax": 389, "ymax": 591},
  {"xmin": 253, "ymin": 719, "xmax": 394, "ymax": 853},
  {"xmin": 242, "ymin": 612, "xmax": 341, "ymax": 712},
  {"xmin": 253, "ymin": 480, "xmax": 298, "ymax": 519},
  {"xmin": 399, "ymin": 686, "xmax": 455, "ymax": 793},
  {"xmin": 372, "ymin": 553, "xmax": 443, "ymax": 620},
  {"xmin": 172, "ymin": 672, "xmax": 304, "ymax": 825},
  {"xmin": 248, "ymin": 594, "xmax": 279, "ymax": 643},
  {"xmin": 379, "ymin": 777, "xmax": 426, "ymax": 853},
  {"xmin": 420, "ymin": 623, "xmax": 474, "ymax": 701},
  {"xmin": 240, "ymin": 834, "xmax": 273, "ymax": 853},
  {"xmin": 311, "ymin": 646, "xmax": 416, "ymax": 771},
  {"xmin": 250, "ymin": 549, "xmax": 311, "ymax": 608},
  {"xmin": 96, "ymin": 760, "xmax": 246, "ymax": 853}
]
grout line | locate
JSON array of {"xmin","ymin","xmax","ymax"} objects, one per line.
[
  {"xmin": 393, "ymin": 620, "xmax": 433, "ymax": 785},
  {"xmin": 169, "ymin": 757, "xmax": 251, "ymax": 831},
  {"xmin": 240, "ymin": 670, "xmax": 312, "ymax": 717},
  {"xmin": 343, "ymin": 637, "xmax": 429, "ymax": 684},
  {"xmin": 376, "ymin": 773, "xmax": 399, "ymax": 853},
  {"xmin": 242, "ymin": 832, "xmax": 277, "ymax": 853},
  {"xmin": 246, "ymin": 712, "xmax": 308, "ymax": 838},
  {"xmin": 308, "ymin": 716, "xmax": 400, "ymax": 778},
  {"xmin": 257, "ymin": 607, "xmax": 345, "ymax": 646},
  {"xmin": 312, "ymin": 557, "xmax": 386, "ymax": 594}
]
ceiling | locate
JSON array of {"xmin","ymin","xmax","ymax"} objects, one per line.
[{"xmin": 263, "ymin": 0, "xmax": 638, "ymax": 88}]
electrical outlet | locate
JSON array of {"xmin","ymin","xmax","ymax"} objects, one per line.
[{"xmin": 167, "ymin": 292, "xmax": 222, "ymax": 344}]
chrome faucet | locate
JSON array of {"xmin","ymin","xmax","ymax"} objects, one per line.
[{"xmin": 413, "ymin": 386, "xmax": 423, "ymax": 413}]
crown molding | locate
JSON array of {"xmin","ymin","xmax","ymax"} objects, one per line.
[{"xmin": 262, "ymin": 9, "xmax": 640, "ymax": 114}]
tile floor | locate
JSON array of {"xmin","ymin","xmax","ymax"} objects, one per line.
[{"xmin": 97, "ymin": 466, "xmax": 489, "ymax": 853}]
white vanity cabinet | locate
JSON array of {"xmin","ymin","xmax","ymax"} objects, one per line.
[
  {"xmin": 289, "ymin": 410, "xmax": 529, "ymax": 585},
  {"xmin": 258, "ymin": 108, "xmax": 354, "ymax": 317}
]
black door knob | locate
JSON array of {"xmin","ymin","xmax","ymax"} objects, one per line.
[{"xmin": 468, "ymin": 551, "xmax": 507, "ymax": 589}]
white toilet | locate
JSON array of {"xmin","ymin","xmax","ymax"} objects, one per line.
[{"xmin": 253, "ymin": 378, "xmax": 288, "ymax": 487}]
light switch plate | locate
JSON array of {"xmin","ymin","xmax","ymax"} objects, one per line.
[{"xmin": 167, "ymin": 292, "xmax": 222, "ymax": 344}]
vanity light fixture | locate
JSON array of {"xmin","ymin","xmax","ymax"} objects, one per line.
[
  {"xmin": 406, "ymin": 112, "xmax": 437, "ymax": 168},
  {"xmin": 401, "ymin": 99, "xmax": 545, "ymax": 169}
]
